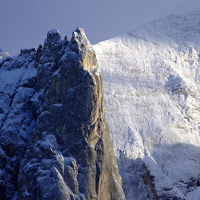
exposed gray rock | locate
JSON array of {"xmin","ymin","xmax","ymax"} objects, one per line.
[
  {"xmin": 17, "ymin": 28, "xmax": 125, "ymax": 200},
  {"xmin": 0, "ymin": 29, "xmax": 125, "ymax": 200},
  {"xmin": 0, "ymin": 49, "xmax": 37, "ymax": 199}
]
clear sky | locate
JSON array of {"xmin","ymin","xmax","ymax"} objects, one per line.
[{"xmin": 1, "ymin": 0, "xmax": 200, "ymax": 56}]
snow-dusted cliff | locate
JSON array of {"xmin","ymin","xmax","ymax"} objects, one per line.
[
  {"xmin": 0, "ymin": 30, "xmax": 125, "ymax": 200},
  {"xmin": 94, "ymin": 12, "xmax": 200, "ymax": 199}
]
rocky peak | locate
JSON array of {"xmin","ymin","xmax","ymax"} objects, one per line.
[
  {"xmin": 69, "ymin": 28, "xmax": 97, "ymax": 71},
  {"xmin": 47, "ymin": 29, "xmax": 61, "ymax": 43},
  {"xmin": 0, "ymin": 28, "xmax": 125, "ymax": 200}
]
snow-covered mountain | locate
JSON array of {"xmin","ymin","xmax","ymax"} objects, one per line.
[
  {"xmin": 1, "ymin": 11, "xmax": 200, "ymax": 200},
  {"xmin": 94, "ymin": 12, "xmax": 200, "ymax": 199}
]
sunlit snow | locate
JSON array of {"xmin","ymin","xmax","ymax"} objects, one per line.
[{"xmin": 94, "ymin": 12, "xmax": 200, "ymax": 199}]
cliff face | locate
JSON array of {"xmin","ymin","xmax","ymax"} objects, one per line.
[
  {"xmin": 0, "ymin": 48, "xmax": 37, "ymax": 200},
  {"xmin": 0, "ymin": 29, "xmax": 125, "ymax": 200}
]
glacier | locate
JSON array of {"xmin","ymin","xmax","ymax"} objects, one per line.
[{"xmin": 94, "ymin": 12, "xmax": 200, "ymax": 199}]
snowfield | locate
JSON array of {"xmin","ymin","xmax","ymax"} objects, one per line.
[{"xmin": 94, "ymin": 12, "xmax": 200, "ymax": 199}]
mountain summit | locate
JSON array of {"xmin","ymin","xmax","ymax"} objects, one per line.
[{"xmin": 94, "ymin": 12, "xmax": 200, "ymax": 200}]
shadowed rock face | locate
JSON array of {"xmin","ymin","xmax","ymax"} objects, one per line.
[
  {"xmin": 17, "ymin": 28, "xmax": 125, "ymax": 200},
  {"xmin": 143, "ymin": 156, "xmax": 185, "ymax": 200},
  {"xmin": 0, "ymin": 48, "xmax": 37, "ymax": 200}
]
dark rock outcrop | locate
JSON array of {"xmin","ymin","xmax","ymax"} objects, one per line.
[{"xmin": 0, "ymin": 28, "xmax": 125, "ymax": 200}]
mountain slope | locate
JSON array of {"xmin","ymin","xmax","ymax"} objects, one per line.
[{"xmin": 94, "ymin": 12, "xmax": 200, "ymax": 199}]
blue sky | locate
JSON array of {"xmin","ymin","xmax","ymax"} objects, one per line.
[{"xmin": 1, "ymin": 0, "xmax": 200, "ymax": 55}]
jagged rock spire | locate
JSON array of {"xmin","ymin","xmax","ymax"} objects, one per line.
[{"xmin": 17, "ymin": 29, "xmax": 125, "ymax": 200}]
